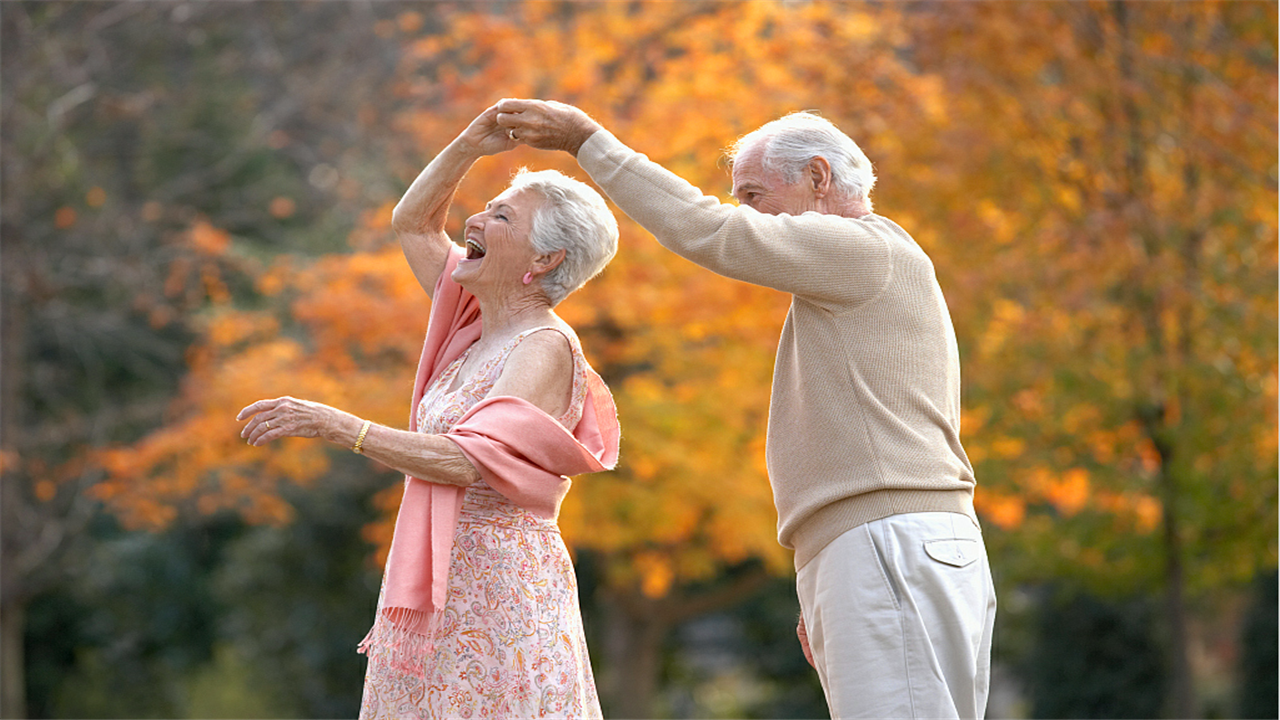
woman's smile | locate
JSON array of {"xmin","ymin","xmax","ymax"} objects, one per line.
[
  {"xmin": 463, "ymin": 234, "xmax": 487, "ymax": 262},
  {"xmin": 455, "ymin": 188, "xmax": 541, "ymax": 284}
]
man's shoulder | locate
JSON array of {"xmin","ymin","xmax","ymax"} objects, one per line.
[
  {"xmin": 852, "ymin": 212, "xmax": 907, "ymax": 236},
  {"xmin": 853, "ymin": 213, "xmax": 931, "ymax": 256}
]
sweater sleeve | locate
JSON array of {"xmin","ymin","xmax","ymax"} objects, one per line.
[{"xmin": 578, "ymin": 130, "xmax": 893, "ymax": 309}]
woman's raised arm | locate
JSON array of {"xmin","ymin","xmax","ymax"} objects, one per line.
[{"xmin": 393, "ymin": 103, "xmax": 518, "ymax": 298}]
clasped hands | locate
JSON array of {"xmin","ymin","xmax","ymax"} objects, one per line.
[{"xmin": 460, "ymin": 98, "xmax": 602, "ymax": 158}]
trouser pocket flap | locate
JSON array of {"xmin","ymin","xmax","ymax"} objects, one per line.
[{"xmin": 924, "ymin": 538, "xmax": 980, "ymax": 568}]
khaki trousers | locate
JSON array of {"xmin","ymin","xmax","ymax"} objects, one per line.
[{"xmin": 797, "ymin": 512, "xmax": 997, "ymax": 719}]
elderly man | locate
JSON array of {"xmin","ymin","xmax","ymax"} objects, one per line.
[{"xmin": 497, "ymin": 99, "xmax": 996, "ymax": 720}]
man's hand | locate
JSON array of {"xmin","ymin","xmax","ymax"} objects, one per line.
[
  {"xmin": 797, "ymin": 614, "xmax": 816, "ymax": 668},
  {"xmin": 495, "ymin": 98, "xmax": 602, "ymax": 156}
]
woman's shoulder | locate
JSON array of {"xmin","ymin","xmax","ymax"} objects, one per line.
[
  {"xmin": 486, "ymin": 322, "xmax": 585, "ymax": 424},
  {"xmin": 502, "ymin": 325, "xmax": 579, "ymax": 375},
  {"xmin": 509, "ymin": 320, "xmax": 582, "ymax": 354}
]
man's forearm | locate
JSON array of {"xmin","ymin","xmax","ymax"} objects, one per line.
[{"xmin": 576, "ymin": 130, "xmax": 893, "ymax": 307}]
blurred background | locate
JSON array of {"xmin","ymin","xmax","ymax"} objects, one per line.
[{"xmin": 2, "ymin": 2, "xmax": 1276, "ymax": 718}]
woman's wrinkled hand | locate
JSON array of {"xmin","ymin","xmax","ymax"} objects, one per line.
[
  {"xmin": 237, "ymin": 396, "xmax": 334, "ymax": 446},
  {"xmin": 457, "ymin": 102, "xmax": 520, "ymax": 157}
]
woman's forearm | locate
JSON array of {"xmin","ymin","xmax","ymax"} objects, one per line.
[
  {"xmin": 325, "ymin": 411, "xmax": 479, "ymax": 488},
  {"xmin": 391, "ymin": 139, "xmax": 481, "ymax": 237},
  {"xmin": 391, "ymin": 106, "xmax": 518, "ymax": 296},
  {"xmin": 392, "ymin": 139, "xmax": 483, "ymax": 295}
]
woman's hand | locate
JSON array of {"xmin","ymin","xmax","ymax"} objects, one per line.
[
  {"xmin": 237, "ymin": 396, "xmax": 339, "ymax": 447},
  {"xmin": 237, "ymin": 397, "xmax": 478, "ymax": 486},
  {"xmin": 456, "ymin": 103, "xmax": 520, "ymax": 157}
]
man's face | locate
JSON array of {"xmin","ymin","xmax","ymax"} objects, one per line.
[{"xmin": 731, "ymin": 142, "xmax": 817, "ymax": 216}]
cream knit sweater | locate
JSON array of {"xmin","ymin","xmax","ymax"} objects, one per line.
[{"xmin": 579, "ymin": 130, "xmax": 978, "ymax": 570}]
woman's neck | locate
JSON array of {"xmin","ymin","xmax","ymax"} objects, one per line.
[{"xmin": 475, "ymin": 291, "xmax": 557, "ymax": 346}]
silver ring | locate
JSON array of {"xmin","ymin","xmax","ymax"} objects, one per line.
[{"xmin": 509, "ymin": 129, "xmax": 518, "ymax": 141}]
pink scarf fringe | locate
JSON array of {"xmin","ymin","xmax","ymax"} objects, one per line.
[{"xmin": 357, "ymin": 606, "xmax": 442, "ymax": 677}]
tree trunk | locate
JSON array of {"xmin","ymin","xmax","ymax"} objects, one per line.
[
  {"xmin": 0, "ymin": 183, "xmax": 30, "ymax": 712},
  {"xmin": 1110, "ymin": 2, "xmax": 1197, "ymax": 713},
  {"xmin": 598, "ymin": 592, "xmax": 668, "ymax": 719},
  {"xmin": 0, "ymin": 229, "xmax": 28, "ymax": 719},
  {"xmin": 0, "ymin": 601, "xmax": 24, "ymax": 719},
  {"xmin": 1157, "ymin": 456, "xmax": 1194, "ymax": 718},
  {"xmin": 594, "ymin": 566, "xmax": 772, "ymax": 717}
]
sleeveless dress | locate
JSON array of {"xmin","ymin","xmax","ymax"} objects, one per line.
[{"xmin": 359, "ymin": 326, "xmax": 603, "ymax": 720}]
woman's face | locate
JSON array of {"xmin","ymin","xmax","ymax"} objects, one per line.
[{"xmin": 452, "ymin": 186, "xmax": 542, "ymax": 295}]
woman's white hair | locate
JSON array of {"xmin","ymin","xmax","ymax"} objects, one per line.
[
  {"xmin": 508, "ymin": 168, "xmax": 619, "ymax": 305},
  {"xmin": 730, "ymin": 111, "xmax": 876, "ymax": 211}
]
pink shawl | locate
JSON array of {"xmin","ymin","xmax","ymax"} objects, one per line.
[{"xmin": 357, "ymin": 248, "xmax": 620, "ymax": 674}]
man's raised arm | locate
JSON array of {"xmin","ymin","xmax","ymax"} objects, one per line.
[{"xmin": 496, "ymin": 98, "xmax": 891, "ymax": 309}]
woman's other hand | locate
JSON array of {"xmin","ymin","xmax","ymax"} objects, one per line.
[
  {"xmin": 457, "ymin": 103, "xmax": 519, "ymax": 157},
  {"xmin": 237, "ymin": 396, "xmax": 339, "ymax": 446}
]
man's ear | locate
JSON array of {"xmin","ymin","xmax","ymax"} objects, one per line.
[
  {"xmin": 808, "ymin": 156, "xmax": 833, "ymax": 198},
  {"xmin": 532, "ymin": 248, "xmax": 568, "ymax": 275}
]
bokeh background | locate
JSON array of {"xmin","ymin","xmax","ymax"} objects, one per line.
[{"xmin": 2, "ymin": 2, "xmax": 1276, "ymax": 718}]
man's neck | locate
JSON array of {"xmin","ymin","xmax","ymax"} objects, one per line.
[{"xmin": 818, "ymin": 196, "xmax": 871, "ymax": 219}]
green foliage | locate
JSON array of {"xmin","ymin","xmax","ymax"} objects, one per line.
[
  {"xmin": 181, "ymin": 644, "xmax": 295, "ymax": 720},
  {"xmin": 1023, "ymin": 589, "xmax": 1166, "ymax": 719},
  {"xmin": 662, "ymin": 574, "xmax": 826, "ymax": 719},
  {"xmin": 28, "ymin": 516, "xmax": 241, "ymax": 718},
  {"xmin": 1238, "ymin": 570, "xmax": 1279, "ymax": 719},
  {"xmin": 3, "ymin": 5, "xmax": 407, "ymax": 713},
  {"xmin": 209, "ymin": 477, "xmax": 386, "ymax": 719},
  {"xmin": 25, "ymin": 477, "xmax": 384, "ymax": 719}
]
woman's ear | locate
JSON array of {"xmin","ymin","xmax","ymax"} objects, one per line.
[{"xmin": 532, "ymin": 248, "xmax": 567, "ymax": 276}]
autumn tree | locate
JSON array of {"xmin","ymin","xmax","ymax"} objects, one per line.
[
  {"xmin": 0, "ymin": 3, "xmax": 409, "ymax": 715},
  {"xmin": 889, "ymin": 3, "xmax": 1277, "ymax": 715}
]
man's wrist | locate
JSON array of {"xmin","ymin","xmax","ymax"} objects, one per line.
[{"xmin": 568, "ymin": 123, "xmax": 601, "ymax": 157}]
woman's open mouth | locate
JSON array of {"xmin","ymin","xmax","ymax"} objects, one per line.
[{"xmin": 464, "ymin": 238, "xmax": 486, "ymax": 260}]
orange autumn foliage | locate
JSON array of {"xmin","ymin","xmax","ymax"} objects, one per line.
[{"xmin": 95, "ymin": 2, "xmax": 1277, "ymax": 599}]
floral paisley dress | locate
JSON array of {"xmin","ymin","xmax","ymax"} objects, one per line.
[{"xmin": 359, "ymin": 326, "xmax": 602, "ymax": 720}]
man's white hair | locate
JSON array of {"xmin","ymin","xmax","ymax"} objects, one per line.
[
  {"xmin": 508, "ymin": 168, "xmax": 618, "ymax": 305},
  {"xmin": 730, "ymin": 111, "xmax": 877, "ymax": 211}
]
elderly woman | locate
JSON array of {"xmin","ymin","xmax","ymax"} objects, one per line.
[{"xmin": 237, "ymin": 104, "xmax": 620, "ymax": 719}]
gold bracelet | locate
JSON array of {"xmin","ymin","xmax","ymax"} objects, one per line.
[{"xmin": 352, "ymin": 419, "xmax": 371, "ymax": 454}]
